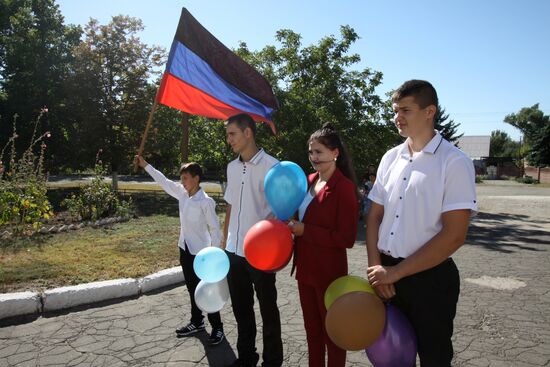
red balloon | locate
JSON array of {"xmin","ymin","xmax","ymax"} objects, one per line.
[
  {"xmin": 244, "ymin": 219, "xmax": 293, "ymax": 272},
  {"xmin": 267, "ymin": 247, "xmax": 293, "ymax": 273}
]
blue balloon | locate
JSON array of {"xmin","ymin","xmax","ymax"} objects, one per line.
[
  {"xmin": 264, "ymin": 161, "xmax": 307, "ymax": 220},
  {"xmin": 193, "ymin": 247, "xmax": 230, "ymax": 283},
  {"xmin": 366, "ymin": 303, "xmax": 417, "ymax": 367}
]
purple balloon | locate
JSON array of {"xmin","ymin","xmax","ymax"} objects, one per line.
[{"xmin": 366, "ymin": 304, "xmax": 417, "ymax": 367}]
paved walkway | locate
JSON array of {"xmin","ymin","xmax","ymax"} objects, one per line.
[{"xmin": 1, "ymin": 183, "xmax": 550, "ymax": 366}]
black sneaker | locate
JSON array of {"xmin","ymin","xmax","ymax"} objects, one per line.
[
  {"xmin": 208, "ymin": 327, "xmax": 225, "ymax": 346},
  {"xmin": 175, "ymin": 320, "xmax": 205, "ymax": 336}
]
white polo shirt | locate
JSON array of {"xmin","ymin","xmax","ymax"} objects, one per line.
[
  {"xmin": 145, "ymin": 164, "xmax": 222, "ymax": 254},
  {"xmin": 224, "ymin": 149, "xmax": 279, "ymax": 257},
  {"xmin": 368, "ymin": 132, "xmax": 478, "ymax": 258}
]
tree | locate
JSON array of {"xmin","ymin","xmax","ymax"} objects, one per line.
[
  {"xmin": 63, "ymin": 16, "xmax": 164, "ymax": 172},
  {"xmin": 434, "ymin": 105, "xmax": 462, "ymax": 144},
  {"xmin": 490, "ymin": 130, "xmax": 520, "ymax": 158},
  {"xmin": 504, "ymin": 104, "xmax": 550, "ymax": 167},
  {"xmin": 0, "ymin": 0, "xmax": 81, "ymax": 170},
  {"xmin": 231, "ymin": 26, "xmax": 396, "ymax": 179}
]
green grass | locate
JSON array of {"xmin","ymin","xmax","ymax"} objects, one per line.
[{"xmin": 0, "ymin": 215, "xmax": 185, "ymax": 293}]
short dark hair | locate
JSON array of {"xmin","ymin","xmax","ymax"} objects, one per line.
[
  {"xmin": 225, "ymin": 113, "xmax": 256, "ymax": 137},
  {"xmin": 179, "ymin": 162, "xmax": 203, "ymax": 181},
  {"xmin": 392, "ymin": 80, "xmax": 438, "ymax": 111}
]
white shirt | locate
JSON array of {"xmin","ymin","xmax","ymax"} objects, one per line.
[
  {"xmin": 145, "ymin": 164, "xmax": 222, "ymax": 254},
  {"xmin": 224, "ymin": 149, "xmax": 279, "ymax": 257},
  {"xmin": 368, "ymin": 132, "xmax": 478, "ymax": 258},
  {"xmin": 298, "ymin": 191, "xmax": 315, "ymax": 221}
]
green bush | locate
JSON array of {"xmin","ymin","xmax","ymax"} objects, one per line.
[
  {"xmin": 0, "ymin": 183, "xmax": 53, "ymax": 228},
  {"xmin": 0, "ymin": 112, "xmax": 54, "ymax": 235},
  {"xmin": 515, "ymin": 176, "xmax": 539, "ymax": 184},
  {"xmin": 62, "ymin": 153, "xmax": 134, "ymax": 221},
  {"xmin": 475, "ymin": 176, "xmax": 484, "ymax": 183}
]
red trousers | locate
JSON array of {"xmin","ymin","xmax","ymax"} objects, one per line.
[{"xmin": 298, "ymin": 281, "xmax": 346, "ymax": 367}]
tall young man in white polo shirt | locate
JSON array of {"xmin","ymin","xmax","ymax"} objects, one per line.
[
  {"xmin": 222, "ymin": 113, "xmax": 283, "ymax": 367},
  {"xmin": 366, "ymin": 80, "xmax": 477, "ymax": 367}
]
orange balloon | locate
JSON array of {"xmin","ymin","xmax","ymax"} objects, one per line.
[
  {"xmin": 325, "ymin": 291, "xmax": 386, "ymax": 351},
  {"xmin": 243, "ymin": 219, "xmax": 293, "ymax": 272}
]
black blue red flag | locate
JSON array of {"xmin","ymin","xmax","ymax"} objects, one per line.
[{"xmin": 157, "ymin": 8, "xmax": 279, "ymax": 133}]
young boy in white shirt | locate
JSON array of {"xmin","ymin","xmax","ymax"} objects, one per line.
[{"xmin": 135, "ymin": 155, "xmax": 225, "ymax": 345}]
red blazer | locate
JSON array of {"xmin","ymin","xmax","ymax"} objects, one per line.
[{"xmin": 294, "ymin": 168, "xmax": 359, "ymax": 289}]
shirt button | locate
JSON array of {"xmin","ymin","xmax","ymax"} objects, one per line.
[
  {"xmin": 399, "ymin": 196, "xmax": 402, "ymax": 199},
  {"xmin": 403, "ymin": 177, "xmax": 407, "ymax": 181},
  {"xmin": 390, "ymin": 232, "xmax": 394, "ymax": 235},
  {"xmin": 396, "ymin": 215, "xmax": 399, "ymax": 218},
  {"xmin": 409, "ymin": 159, "xmax": 412, "ymax": 162}
]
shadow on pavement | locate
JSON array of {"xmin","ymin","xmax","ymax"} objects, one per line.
[
  {"xmin": 467, "ymin": 211, "xmax": 550, "ymax": 253},
  {"xmin": 185, "ymin": 331, "xmax": 237, "ymax": 367}
]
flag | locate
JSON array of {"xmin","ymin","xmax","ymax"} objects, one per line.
[{"xmin": 157, "ymin": 8, "xmax": 279, "ymax": 133}]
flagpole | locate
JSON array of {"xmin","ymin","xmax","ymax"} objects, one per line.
[
  {"xmin": 180, "ymin": 112, "xmax": 190, "ymax": 162},
  {"xmin": 134, "ymin": 95, "xmax": 159, "ymax": 172}
]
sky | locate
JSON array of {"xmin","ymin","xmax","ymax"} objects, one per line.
[{"xmin": 56, "ymin": 0, "xmax": 550, "ymax": 141}]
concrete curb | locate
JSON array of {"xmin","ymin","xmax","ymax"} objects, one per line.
[
  {"xmin": 42, "ymin": 278, "xmax": 140, "ymax": 312},
  {"xmin": 0, "ymin": 292, "xmax": 42, "ymax": 319},
  {"xmin": 0, "ymin": 266, "xmax": 184, "ymax": 320},
  {"xmin": 139, "ymin": 267, "xmax": 185, "ymax": 294}
]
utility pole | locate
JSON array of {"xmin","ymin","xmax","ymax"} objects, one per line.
[{"xmin": 518, "ymin": 134, "xmax": 524, "ymax": 177}]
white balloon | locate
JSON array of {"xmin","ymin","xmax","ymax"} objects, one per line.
[{"xmin": 194, "ymin": 277, "xmax": 230, "ymax": 313}]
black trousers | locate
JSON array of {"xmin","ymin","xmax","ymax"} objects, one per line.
[
  {"xmin": 381, "ymin": 253, "xmax": 460, "ymax": 367},
  {"xmin": 226, "ymin": 251, "xmax": 283, "ymax": 367},
  {"xmin": 179, "ymin": 246, "xmax": 222, "ymax": 329}
]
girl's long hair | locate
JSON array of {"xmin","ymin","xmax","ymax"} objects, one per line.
[{"xmin": 308, "ymin": 123, "xmax": 358, "ymax": 193}]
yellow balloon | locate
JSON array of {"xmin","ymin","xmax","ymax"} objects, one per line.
[{"xmin": 324, "ymin": 275, "xmax": 375, "ymax": 310}]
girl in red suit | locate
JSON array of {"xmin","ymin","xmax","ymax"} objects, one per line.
[{"xmin": 288, "ymin": 123, "xmax": 359, "ymax": 367}]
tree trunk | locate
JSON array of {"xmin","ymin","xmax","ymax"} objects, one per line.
[{"xmin": 112, "ymin": 171, "xmax": 118, "ymax": 192}]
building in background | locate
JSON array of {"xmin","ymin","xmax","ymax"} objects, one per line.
[
  {"xmin": 457, "ymin": 135, "xmax": 522, "ymax": 178},
  {"xmin": 457, "ymin": 136, "xmax": 491, "ymax": 175}
]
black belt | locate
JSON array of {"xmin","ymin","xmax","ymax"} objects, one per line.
[
  {"xmin": 380, "ymin": 252, "xmax": 452, "ymax": 269},
  {"xmin": 380, "ymin": 253, "xmax": 404, "ymax": 266}
]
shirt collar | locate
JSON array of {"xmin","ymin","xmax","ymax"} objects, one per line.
[
  {"xmin": 423, "ymin": 131, "xmax": 444, "ymax": 154},
  {"xmin": 239, "ymin": 148, "xmax": 265, "ymax": 165},
  {"xmin": 401, "ymin": 130, "xmax": 443, "ymax": 157},
  {"xmin": 189, "ymin": 187, "xmax": 205, "ymax": 200}
]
